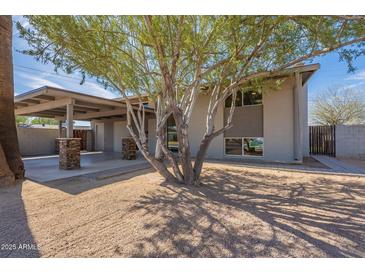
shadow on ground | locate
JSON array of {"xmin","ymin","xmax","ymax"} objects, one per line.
[
  {"xmin": 0, "ymin": 181, "xmax": 40, "ymax": 258},
  {"xmin": 1, "ymin": 164, "xmax": 364, "ymax": 258},
  {"xmin": 32, "ymin": 164, "xmax": 152, "ymax": 195},
  {"xmin": 127, "ymin": 167, "xmax": 365, "ymax": 257}
]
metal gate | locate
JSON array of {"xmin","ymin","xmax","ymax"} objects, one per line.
[{"xmin": 309, "ymin": 125, "xmax": 336, "ymax": 157}]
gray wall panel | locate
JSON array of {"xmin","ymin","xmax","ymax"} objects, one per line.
[{"xmin": 224, "ymin": 105, "xmax": 263, "ymax": 137}]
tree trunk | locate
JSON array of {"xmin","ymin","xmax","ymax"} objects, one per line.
[
  {"xmin": 193, "ymin": 135, "xmax": 213, "ymax": 183},
  {"xmin": 0, "ymin": 16, "xmax": 25, "ymax": 186},
  {"xmin": 173, "ymin": 110, "xmax": 195, "ymax": 185},
  {"xmin": 0, "ymin": 143, "xmax": 15, "ymax": 185},
  {"xmin": 192, "ymin": 87, "xmax": 236, "ymax": 184}
]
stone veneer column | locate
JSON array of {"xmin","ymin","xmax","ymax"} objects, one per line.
[
  {"xmin": 122, "ymin": 137, "xmax": 137, "ymax": 160},
  {"xmin": 57, "ymin": 138, "xmax": 81, "ymax": 169}
]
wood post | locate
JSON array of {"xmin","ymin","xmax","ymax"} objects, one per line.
[
  {"xmin": 58, "ymin": 120, "xmax": 63, "ymax": 138},
  {"xmin": 66, "ymin": 103, "xmax": 74, "ymax": 138}
]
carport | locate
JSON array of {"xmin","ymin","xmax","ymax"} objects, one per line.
[
  {"xmin": 15, "ymin": 86, "xmax": 152, "ymax": 170},
  {"xmin": 15, "ymin": 86, "xmax": 130, "ymax": 138}
]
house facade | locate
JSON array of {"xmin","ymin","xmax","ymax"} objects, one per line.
[{"xmin": 14, "ymin": 63, "xmax": 319, "ymax": 163}]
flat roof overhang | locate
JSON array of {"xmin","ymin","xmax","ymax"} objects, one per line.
[
  {"xmin": 14, "ymin": 86, "xmax": 153, "ymax": 121},
  {"xmin": 269, "ymin": 63, "xmax": 320, "ymax": 85},
  {"xmin": 14, "ymin": 64, "xmax": 319, "ymax": 120}
]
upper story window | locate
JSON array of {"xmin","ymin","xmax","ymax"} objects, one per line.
[
  {"xmin": 225, "ymin": 89, "xmax": 262, "ymax": 107},
  {"xmin": 225, "ymin": 90, "xmax": 243, "ymax": 108},
  {"xmin": 244, "ymin": 90, "xmax": 262, "ymax": 105}
]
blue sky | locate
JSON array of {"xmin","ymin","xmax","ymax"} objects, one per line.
[
  {"xmin": 12, "ymin": 17, "xmax": 118, "ymax": 99},
  {"xmin": 12, "ymin": 16, "xmax": 365, "ymax": 105}
]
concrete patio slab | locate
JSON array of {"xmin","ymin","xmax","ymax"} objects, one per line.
[{"xmin": 23, "ymin": 151, "xmax": 148, "ymax": 183}]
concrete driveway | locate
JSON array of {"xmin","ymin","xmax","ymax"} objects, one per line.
[{"xmin": 23, "ymin": 151, "xmax": 148, "ymax": 182}]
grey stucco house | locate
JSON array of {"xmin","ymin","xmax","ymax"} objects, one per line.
[{"xmin": 14, "ymin": 63, "xmax": 319, "ymax": 163}]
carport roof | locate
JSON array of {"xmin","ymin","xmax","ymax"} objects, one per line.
[{"xmin": 14, "ymin": 86, "xmax": 151, "ymax": 121}]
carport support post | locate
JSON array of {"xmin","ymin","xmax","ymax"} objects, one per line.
[
  {"xmin": 57, "ymin": 138, "xmax": 81, "ymax": 169},
  {"xmin": 57, "ymin": 101, "xmax": 81, "ymax": 169},
  {"xmin": 66, "ymin": 102, "xmax": 74, "ymax": 138},
  {"xmin": 58, "ymin": 120, "xmax": 63, "ymax": 138}
]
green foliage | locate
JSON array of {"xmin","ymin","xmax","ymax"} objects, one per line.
[
  {"xmin": 31, "ymin": 117, "xmax": 58, "ymax": 125},
  {"xmin": 16, "ymin": 116, "xmax": 58, "ymax": 126},
  {"xmin": 15, "ymin": 116, "xmax": 29, "ymax": 125},
  {"xmin": 17, "ymin": 16, "xmax": 365, "ymax": 102}
]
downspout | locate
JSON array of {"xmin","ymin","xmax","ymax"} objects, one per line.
[{"xmin": 293, "ymin": 71, "xmax": 303, "ymax": 162}]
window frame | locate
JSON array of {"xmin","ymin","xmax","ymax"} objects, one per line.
[
  {"xmin": 224, "ymin": 137, "xmax": 264, "ymax": 158},
  {"xmin": 224, "ymin": 90, "xmax": 243, "ymax": 108},
  {"xmin": 166, "ymin": 115, "xmax": 179, "ymax": 153},
  {"xmin": 243, "ymin": 89, "xmax": 263, "ymax": 106},
  {"xmin": 242, "ymin": 137, "xmax": 264, "ymax": 157},
  {"xmin": 223, "ymin": 137, "xmax": 243, "ymax": 157},
  {"xmin": 224, "ymin": 89, "xmax": 263, "ymax": 108}
]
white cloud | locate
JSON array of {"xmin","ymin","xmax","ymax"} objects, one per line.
[
  {"xmin": 342, "ymin": 81, "xmax": 365, "ymax": 90},
  {"xmin": 345, "ymin": 69, "xmax": 365, "ymax": 81},
  {"xmin": 15, "ymin": 69, "xmax": 117, "ymax": 99},
  {"xmin": 67, "ymin": 81, "xmax": 117, "ymax": 99},
  {"xmin": 15, "ymin": 71, "xmax": 64, "ymax": 90}
]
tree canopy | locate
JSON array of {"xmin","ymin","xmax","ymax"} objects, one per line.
[
  {"xmin": 15, "ymin": 116, "xmax": 58, "ymax": 125},
  {"xmin": 18, "ymin": 16, "xmax": 365, "ymax": 96},
  {"xmin": 311, "ymin": 86, "xmax": 365, "ymax": 125},
  {"xmin": 15, "ymin": 116, "xmax": 29, "ymax": 125},
  {"xmin": 17, "ymin": 16, "xmax": 365, "ymax": 184}
]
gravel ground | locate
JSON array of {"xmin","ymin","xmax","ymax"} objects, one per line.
[{"xmin": 0, "ymin": 163, "xmax": 364, "ymax": 258}]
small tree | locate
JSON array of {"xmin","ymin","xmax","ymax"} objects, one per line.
[
  {"xmin": 31, "ymin": 117, "xmax": 58, "ymax": 125},
  {"xmin": 16, "ymin": 116, "xmax": 30, "ymax": 125},
  {"xmin": 311, "ymin": 87, "xmax": 365, "ymax": 125},
  {"xmin": 18, "ymin": 16, "xmax": 365, "ymax": 185}
]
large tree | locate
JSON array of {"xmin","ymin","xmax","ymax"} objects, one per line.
[
  {"xmin": 311, "ymin": 86, "xmax": 365, "ymax": 125},
  {"xmin": 18, "ymin": 16, "xmax": 365, "ymax": 185},
  {"xmin": 0, "ymin": 16, "xmax": 24, "ymax": 186}
]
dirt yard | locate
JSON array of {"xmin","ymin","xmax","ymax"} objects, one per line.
[{"xmin": 0, "ymin": 163, "xmax": 364, "ymax": 258}]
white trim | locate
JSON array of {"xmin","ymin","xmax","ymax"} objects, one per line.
[{"xmin": 240, "ymin": 103, "xmax": 263, "ymax": 108}]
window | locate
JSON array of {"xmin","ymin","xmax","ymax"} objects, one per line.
[
  {"xmin": 225, "ymin": 91, "xmax": 242, "ymax": 107},
  {"xmin": 225, "ymin": 137, "xmax": 264, "ymax": 157},
  {"xmin": 243, "ymin": 90, "xmax": 262, "ymax": 105},
  {"xmin": 225, "ymin": 89, "xmax": 262, "ymax": 107},
  {"xmin": 167, "ymin": 116, "xmax": 178, "ymax": 152},
  {"xmin": 225, "ymin": 138, "xmax": 243, "ymax": 155},
  {"xmin": 243, "ymin": 137, "xmax": 264, "ymax": 156}
]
